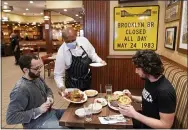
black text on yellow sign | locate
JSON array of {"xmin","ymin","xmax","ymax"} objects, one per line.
[{"xmin": 113, "ymin": 6, "xmax": 159, "ymax": 51}]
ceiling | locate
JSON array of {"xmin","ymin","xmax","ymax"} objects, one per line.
[{"xmin": 2, "ymin": 1, "xmax": 83, "ymax": 24}]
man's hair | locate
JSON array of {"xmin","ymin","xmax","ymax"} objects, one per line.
[
  {"xmin": 19, "ymin": 54, "xmax": 39, "ymax": 71},
  {"xmin": 132, "ymin": 50, "xmax": 164, "ymax": 78}
]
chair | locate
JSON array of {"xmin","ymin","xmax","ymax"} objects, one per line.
[
  {"xmin": 32, "ymin": 44, "xmax": 40, "ymax": 57},
  {"xmin": 41, "ymin": 54, "xmax": 55, "ymax": 79}
]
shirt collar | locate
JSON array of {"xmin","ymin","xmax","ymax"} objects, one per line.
[{"xmin": 64, "ymin": 42, "xmax": 69, "ymax": 51}]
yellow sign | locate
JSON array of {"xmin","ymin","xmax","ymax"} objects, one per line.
[{"xmin": 114, "ymin": 6, "xmax": 159, "ymax": 51}]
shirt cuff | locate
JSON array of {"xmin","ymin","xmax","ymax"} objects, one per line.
[{"xmin": 32, "ymin": 108, "xmax": 43, "ymax": 119}]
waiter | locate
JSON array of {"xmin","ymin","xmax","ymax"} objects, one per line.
[{"xmin": 54, "ymin": 27, "xmax": 106, "ymax": 93}]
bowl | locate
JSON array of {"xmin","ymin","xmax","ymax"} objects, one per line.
[{"xmin": 75, "ymin": 108, "xmax": 85, "ymax": 118}]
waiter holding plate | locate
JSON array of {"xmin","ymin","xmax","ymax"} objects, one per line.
[{"xmin": 54, "ymin": 27, "xmax": 106, "ymax": 94}]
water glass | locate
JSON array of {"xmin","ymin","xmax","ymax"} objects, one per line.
[
  {"xmin": 84, "ymin": 103, "xmax": 93, "ymax": 122},
  {"xmin": 105, "ymin": 84, "xmax": 112, "ymax": 100}
]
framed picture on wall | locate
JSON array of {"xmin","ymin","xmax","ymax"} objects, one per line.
[
  {"xmin": 118, "ymin": 0, "xmax": 155, "ymax": 3},
  {"xmin": 165, "ymin": 27, "xmax": 177, "ymax": 50},
  {"xmin": 113, "ymin": 5, "xmax": 159, "ymax": 51},
  {"xmin": 165, "ymin": 1, "xmax": 181, "ymax": 23},
  {"xmin": 165, "ymin": 0, "xmax": 178, "ymax": 8},
  {"xmin": 177, "ymin": 1, "xmax": 187, "ymax": 54}
]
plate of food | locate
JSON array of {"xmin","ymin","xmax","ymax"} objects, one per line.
[
  {"xmin": 64, "ymin": 88, "xmax": 87, "ymax": 104},
  {"xmin": 113, "ymin": 91, "xmax": 124, "ymax": 96},
  {"xmin": 94, "ymin": 98, "xmax": 107, "ymax": 107},
  {"xmin": 108, "ymin": 95, "xmax": 132, "ymax": 111},
  {"xmin": 84, "ymin": 89, "xmax": 98, "ymax": 97},
  {"xmin": 89, "ymin": 63, "xmax": 106, "ymax": 67}
]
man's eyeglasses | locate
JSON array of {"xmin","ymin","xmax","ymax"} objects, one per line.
[{"xmin": 30, "ymin": 65, "xmax": 43, "ymax": 71}]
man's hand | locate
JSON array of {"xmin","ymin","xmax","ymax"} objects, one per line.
[
  {"xmin": 39, "ymin": 102, "xmax": 51, "ymax": 114},
  {"xmin": 46, "ymin": 97, "xmax": 54, "ymax": 106},
  {"xmin": 100, "ymin": 60, "xmax": 107, "ymax": 65},
  {"xmin": 118, "ymin": 104, "xmax": 137, "ymax": 118},
  {"xmin": 58, "ymin": 86, "xmax": 67, "ymax": 97},
  {"xmin": 123, "ymin": 89, "xmax": 132, "ymax": 98}
]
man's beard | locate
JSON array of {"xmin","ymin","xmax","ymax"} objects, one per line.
[{"xmin": 28, "ymin": 70, "xmax": 40, "ymax": 79}]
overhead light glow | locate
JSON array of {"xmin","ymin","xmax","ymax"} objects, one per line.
[
  {"xmin": 2, "ymin": 17, "xmax": 8, "ymax": 22},
  {"xmin": 40, "ymin": 12, "xmax": 43, "ymax": 15},
  {"xmin": 75, "ymin": 14, "xmax": 79, "ymax": 16},
  {"xmin": 4, "ymin": 2, "xmax": 8, "ymax": 5},
  {"xmin": 23, "ymin": 13, "xmax": 26, "ymax": 15},
  {"xmin": 2, "ymin": 5, "xmax": 13, "ymax": 12},
  {"xmin": 26, "ymin": 8, "xmax": 29, "ymax": 11},
  {"xmin": 44, "ymin": 16, "xmax": 50, "ymax": 20},
  {"xmin": 64, "ymin": 9, "xmax": 67, "ymax": 12},
  {"xmin": 30, "ymin": 1, "xmax": 33, "ymax": 3}
]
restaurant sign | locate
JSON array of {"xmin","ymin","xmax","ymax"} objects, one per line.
[{"xmin": 114, "ymin": 6, "xmax": 159, "ymax": 51}]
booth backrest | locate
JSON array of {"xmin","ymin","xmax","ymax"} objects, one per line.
[{"xmin": 161, "ymin": 57, "xmax": 187, "ymax": 129}]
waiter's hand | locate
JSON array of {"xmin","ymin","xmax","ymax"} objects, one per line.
[
  {"xmin": 58, "ymin": 87, "xmax": 67, "ymax": 97},
  {"xmin": 100, "ymin": 60, "xmax": 107, "ymax": 65}
]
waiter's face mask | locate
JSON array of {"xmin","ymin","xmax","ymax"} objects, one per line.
[{"xmin": 66, "ymin": 40, "xmax": 77, "ymax": 49}]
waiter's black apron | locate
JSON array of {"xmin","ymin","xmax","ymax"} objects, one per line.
[{"xmin": 65, "ymin": 46, "xmax": 92, "ymax": 91}]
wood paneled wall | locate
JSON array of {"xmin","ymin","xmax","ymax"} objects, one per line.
[{"xmin": 83, "ymin": 1, "xmax": 144, "ymax": 92}]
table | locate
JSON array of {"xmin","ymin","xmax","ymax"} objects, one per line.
[{"xmin": 59, "ymin": 93, "xmax": 142, "ymax": 129}]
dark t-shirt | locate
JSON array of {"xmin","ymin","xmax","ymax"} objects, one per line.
[{"xmin": 142, "ymin": 75, "xmax": 176, "ymax": 128}]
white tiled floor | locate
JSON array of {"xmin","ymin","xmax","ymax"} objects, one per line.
[{"xmin": 1, "ymin": 53, "xmax": 69, "ymax": 129}]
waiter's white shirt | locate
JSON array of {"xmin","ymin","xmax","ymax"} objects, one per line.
[{"xmin": 54, "ymin": 37, "xmax": 102, "ymax": 88}]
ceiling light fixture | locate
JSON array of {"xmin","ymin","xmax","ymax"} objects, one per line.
[
  {"xmin": 44, "ymin": 16, "xmax": 50, "ymax": 20},
  {"xmin": 64, "ymin": 9, "xmax": 67, "ymax": 12},
  {"xmin": 30, "ymin": 1, "xmax": 33, "ymax": 4},
  {"xmin": 26, "ymin": 8, "xmax": 29, "ymax": 11},
  {"xmin": 40, "ymin": 12, "xmax": 43, "ymax": 15},
  {"xmin": 4, "ymin": 2, "xmax": 8, "ymax": 5},
  {"xmin": 75, "ymin": 14, "xmax": 79, "ymax": 16},
  {"xmin": 2, "ymin": 5, "xmax": 13, "ymax": 12}
]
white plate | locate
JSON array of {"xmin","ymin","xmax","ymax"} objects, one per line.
[
  {"xmin": 63, "ymin": 88, "xmax": 87, "ymax": 104},
  {"xmin": 113, "ymin": 91, "xmax": 124, "ymax": 96},
  {"xmin": 75, "ymin": 108, "xmax": 85, "ymax": 118},
  {"xmin": 89, "ymin": 63, "xmax": 106, "ymax": 67},
  {"xmin": 94, "ymin": 98, "xmax": 107, "ymax": 107},
  {"xmin": 90, "ymin": 103, "xmax": 103, "ymax": 114},
  {"xmin": 84, "ymin": 89, "xmax": 98, "ymax": 97},
  {"xmin": 108, "ymin": 101, "xmax": 119, "ymax": 111}
]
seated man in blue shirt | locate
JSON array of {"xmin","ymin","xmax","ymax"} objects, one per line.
[{"xmin": 6, "ymin": 54, "xmax": 66, "ymax": 129}]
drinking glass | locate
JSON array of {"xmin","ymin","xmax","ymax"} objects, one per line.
[
  {"xmin": 105, "ymin": 84, "xmax": 112, "ymax": 100},
  {"xmin": 84, "ymin": 103, "xmax": 93, "ymax": 122}
]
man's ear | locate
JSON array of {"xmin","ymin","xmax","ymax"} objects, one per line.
[{"xmin": 23, "ymin": 68, "xmax": 29, "ymax": 73}]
